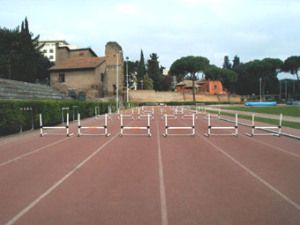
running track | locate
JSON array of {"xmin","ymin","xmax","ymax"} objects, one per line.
[{"xmin": 0, "ymin": 106, "xmax": 299, "ymax": 225}]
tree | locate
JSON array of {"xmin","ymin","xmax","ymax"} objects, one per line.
[
  {"xmin": 137, "ymin": 50, "xmax": 146, "ymax": 84},
  {"xmin": 282, "ymin": 56, "xmax": 300, "ymax": 80},
  {"xmin": 236, "ymin": 58, "xmax": 282, "ymax": 95},
  {"xmin": 0, "ymin": 18, "xmax": 51, "ymax": 83},
  {"xmin": 204, "ymin": 65, "xmax": 238, "ymax": 93},
  {"xmin": 170, "ymin": 56, "xmax": 209, "ymax": 102},
  {"xmin": 143, "ymin": 74, "xmax": 153, "ymax": 90},
  {"xmin": 147, "ymin": 53, "xmax": 161, "ymax": 91},
  {"xmin": 223, "ymin": 56, "xmax": 232, "ymax": 69},
  {"xmin": 232, "ymin": 55, "xmax": 240, "ymax": 70},
  {"xmin": 160, "ymin": 75, "xmax": 173, "ymax": 91}
]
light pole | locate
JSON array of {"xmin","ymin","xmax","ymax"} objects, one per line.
[
  {"xmin": 259, "ymin": 77, "xmax": 262, "ymax": 102},
  {"xmin": 116, "ymin": 50, "xmax": 122, "ymax": 111},
  {"xmin": 126, "ymin": 56, "xmax": 129, "ymax": 103},
  {"xmin": 285, "ymin": 80, "xmax": 288, "ymax": 101}
]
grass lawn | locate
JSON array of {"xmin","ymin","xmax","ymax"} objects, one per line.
[
  {"xmin": 219, "ymin": 112, "xmax": 300, "ymax": 130},
  {"xmin": 223, "ymin": 105, "xmax": 300, "ymax": 117}
]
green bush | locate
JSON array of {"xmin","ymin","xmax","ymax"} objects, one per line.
[{"xmin": 0, "ymin": 99, "xmax": 115, "ymax": 136}]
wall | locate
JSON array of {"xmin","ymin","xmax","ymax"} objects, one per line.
[
  {"xmin": 105, "ymin": 42, "xmax": 124, "ymax": 96},
  {"xmin": 129, "ymin": 90, "xmax": 241, "ymax": 103}
]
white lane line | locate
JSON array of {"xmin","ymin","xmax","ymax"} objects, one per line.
[
  {"xmin": 200, "ymin": 135, "xmax": 300, "ymax": 211},
  {"xmin": 156, "ymin": 121, "xmax": 169, "ymax": 225},
  {"xmin": 179, "ymin": 118, "xmax": 300, "ymax": 211},
  {"xmin": 4, "ymin": 132, "xmax": 119, "ymax": 225},
  {"xmin": 0, "ymin": 137, "xmax": 72, "ymax": 168},
  {"xmin": 219, "ymin": 117, "xmax": 300, "ymax": 159},
  {"xmin": 242, "ymin": 135, "xmax": 300, "ymax": 159}
]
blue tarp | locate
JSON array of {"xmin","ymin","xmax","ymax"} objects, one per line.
[{"xmin": 245, "ymin": 101, "xmax": 277, "ymax": 106}]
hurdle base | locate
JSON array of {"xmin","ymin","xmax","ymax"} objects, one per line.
[{"xmin": 204, "ymin": 133, "xmax": 238, "ymax": 137}]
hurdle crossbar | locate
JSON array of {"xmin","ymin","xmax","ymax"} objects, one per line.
[
  {"xmin": 77, "ymin": 113, "xmax": 110, "ymax": 137},
  {"xmin": 40, "ymin": 113, "xmax": 73, "ymax": 137},
  {"xmin": 204, "ymin": 113, "xmax": 238, "ymax": 137},
  {"xmin": 163, "ymin": 113, "xmax": 195, "ymax": 137},
  {"xmin": 181, "ymin": 113, "xmax": 198, "ymax": 119},
  {"xmin": 120, "ymin": 113, "xmax": 151, "ymax": 136},
  {"xmin": 246, "ymin": 114, "xmax": 282, "ymax": 137}
]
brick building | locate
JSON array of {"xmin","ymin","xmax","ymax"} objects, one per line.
[
  {"xmin": 49, "ymin": 42, "xmax": 124, "ymax": 98},
  {"xmin": 175, "ymin": 79, "xmax": 225, "ymax": 95}
]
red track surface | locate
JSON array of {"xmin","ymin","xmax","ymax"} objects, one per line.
[{"xmin": 0, "ymin": 107, "xmax": 299, "ymax": 225}]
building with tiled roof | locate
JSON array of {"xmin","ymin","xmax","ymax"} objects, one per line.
[
  {"xmin": 175, "ymin": 79, "xmax": 225, "ymax": 95},
  {"xmin": 49, "ymin": 42, "xmax": 124, "ymax": 99}
]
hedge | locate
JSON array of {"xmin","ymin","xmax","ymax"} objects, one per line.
[{"xmin": 0, "ymin": 99, "xmax": 116, "ymax": 136}]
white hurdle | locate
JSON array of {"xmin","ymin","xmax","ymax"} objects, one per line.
[
  {"xmin": 39, "ymin": 113, "xmax": 73, "ymax": 137},
  {"xmin": 163, "ymin": 113, "xmax": 195, "ymax": 137},
  {"xmin": 77, "ymin": 113, "xmax": 110, "ymax": 137},
  {"xmin": 246, "ymin": 114, "xmax": 282, "ymax": 137},
  {"xmin": 120, "ymin": 113, "xmax": 151, "ymax": 136},
  {"xmin": 204, "ymin": 113, "xmax": 238, "ymax": 137}
]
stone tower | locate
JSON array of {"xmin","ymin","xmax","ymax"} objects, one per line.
[{"xmin": 105, "ymin": 42, "xmax": 124, "ymax": 97}]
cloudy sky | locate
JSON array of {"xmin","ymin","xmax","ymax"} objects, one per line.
[{"xmin": 1, "ymin": 0, "xmax": 300, "ymax": 78}]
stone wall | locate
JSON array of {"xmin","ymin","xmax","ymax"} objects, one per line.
[
  {"xmin": 129, "ymin": 90, "xmax": 241, "ymax": 103},
  {"xmin": 105, "ymin": 42, "xmax": 124, "ymax": 96}
]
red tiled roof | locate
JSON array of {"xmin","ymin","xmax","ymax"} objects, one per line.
[{"xmin": 50, "ymin": 57, "xmax": 105, "ymax": 71}]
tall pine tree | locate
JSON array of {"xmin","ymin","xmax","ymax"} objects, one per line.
[
  {"xmin": 137, "ymin": 50, "xmax": 146, "ymax": 85},
  {"xmin": 147, "ymin": 53, "xmax": 161, "ymax": 91},
  {"xmin": 0, "ymin": 18, "xmax": 50, "ymax": 82}
]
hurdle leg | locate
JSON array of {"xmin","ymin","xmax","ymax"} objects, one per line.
[
  {"xmin": 235, "ymin": 113, "xmax": 238, "ymax": 136},
  {"xmin": 120, "ymin": 114, "xmax": 123, "ymax": 136},
  {"xmin": 77, "ymin": 113, "xmax": 81, "ymax": 136},
  {"xmin": 66, "ymin": 113, "xmax": 70, "ymax": 136},
  {"xmin": 105, "ymin": 114, "xmax": 111, "ymax": 137},
  {"xmin": 204, "ymin": 113, "xmax": 211, "ymax": 137},
  {"xmin": 39, "ymin": 114, "xmax": 43, "ymax": 137},
  {"xmin": 147, "ymin": 113, "xmax": 151, "ymax": 137},
  {"xmin": 163, "ymin": 114, "xmax": 168, "ymax": 137},
  {"xmin": 192, "ymin": 113, "xmax": 195, "ymax": 135},
  {"xmin": 278, "ymin": 114, "xmax": 282, "ymax": 136}
]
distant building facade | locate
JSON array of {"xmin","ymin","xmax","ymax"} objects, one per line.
[
  {"xmin": 175, "ymin": 79, "xmax": 225, "ymax": 95},
  {"xmin": 38, "ymin": 40, "xmax": 75, "ymax": 62},
  {"xmin": 49, "ymin": 42, "xmax": 124, "ymax": 99}
]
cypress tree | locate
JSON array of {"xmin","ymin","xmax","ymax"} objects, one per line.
[{"xmin": 137, "ymin": 50, "xmax": 146, "ymax": 83}]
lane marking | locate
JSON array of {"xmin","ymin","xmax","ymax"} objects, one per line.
[
  {"xmin": 4, "ymin": 132, "xmax": 119, "ymax": 225},
  {"xmin": 200, "ymin": 135, "xmax": 300, "ymax": 211},
  {"xmin": 156, "ymin": 120, "xmax": 169, "ymax": 225},
  {"xmin": 242, "ymin": 135, "xmax": 300, "ymax": 159},
  {"xmin": 0, "ymin": 137, "xmax": 71, "ymax": 168},
  {"xmin": 219, "ymin": 117, "xmax": 300, "ymax": 159},
  {"xmin": 180, "ymin": 118, "xmax": 300, "ymax": 211}
]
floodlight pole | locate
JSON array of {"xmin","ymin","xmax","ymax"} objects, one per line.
[
  {"xmin": 259, "ymin": 77, "xmax": 262, "ymax": 102},
  {"xmin": 116, "ymin": 52, "xmax": 120, "ymax": 111},
  {"xmin": 126, "ymin": 56, "xmax": 129, "ymax": 103}
]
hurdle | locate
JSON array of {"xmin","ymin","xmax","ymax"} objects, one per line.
[
  {"xmin": 181, "ymin": 113, "xmax": 197, "ymax": 119},
  {"xmin": 39, "ymin": 113, "xmax": 73, "ymax": 137},
  {"xmin": 175, "ymin": 106, "xmax": 184, "ymax": 114},
  {"xmin": 120, "ymin": 113, "xmax": 151, "ymax": 136},
  {"xmin": 163, "ymin": 113, "xmax": 195, "ymax": 137},
  {"xmin": 246, "ymin": 114, "xmax": 282, "ymax": 137},
  {"xmin": 204, "ymin": 113, "xmax": 238, "ymax": 137},
  {"xmin": 77, "ymin": 113, "xmax": 110, "ymax": 137}
]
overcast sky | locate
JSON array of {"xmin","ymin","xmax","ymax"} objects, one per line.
[{"xmin": 1, "ymin": 0, "xmax": 299, "ymax": 78}]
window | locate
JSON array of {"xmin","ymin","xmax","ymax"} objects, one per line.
[
  {"xmin": 49, "ymin": 49, "xmax": 54, "ymax": 53},
  {"xmin": 43, "ymin": 49, "xmax": 47, "ymax": 53},
  {"xmin": 49, "ymin": 55, "xmax": 54, "ymax": 60},
  {"xmin": 101, "ymin": 73, "xmax": 105, "ymax": 82},
  {"xmin": 59, "ymin": 73, "xmax": 65, "ymax": 82}
]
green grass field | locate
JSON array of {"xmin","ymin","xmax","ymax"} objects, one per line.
[
  {"xmin": 203, "ymin": 105, "xmax": 300, "ymax": 130},
  {"xmin": 220, "ymin": 112, "xmax": 300, "ymax": 130},
  {"xmin": 223, "ymin": 105, "xmax": 300, "ymax": 117}
]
